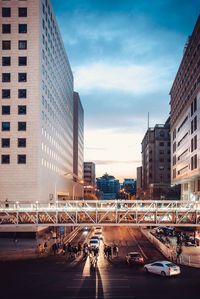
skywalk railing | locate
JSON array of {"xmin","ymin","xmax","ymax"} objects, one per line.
[{"xmin": 0, "ymin": 200, "xmax": 200, "ymax": 227}]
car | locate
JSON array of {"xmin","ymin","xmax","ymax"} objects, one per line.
[
  {"xmin": 88, "ymin": 239, "xmax": 99, "ymax": 248},
  {"xmin": 91, "ymin": 236, "xmax": 100, "ymax": 242},
  {"xmin": 126, "ymin": 252, "xmax": 144, "ymax": 265},
  {"xmin": 144, "ymin": 261, "xmax": 181, "ymax": 277}
]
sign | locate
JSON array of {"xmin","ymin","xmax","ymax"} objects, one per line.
[{"xmin": 60, "ymin": 226, "xmax": 64, "ymax": 234}]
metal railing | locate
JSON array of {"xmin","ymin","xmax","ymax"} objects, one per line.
[{"xmin": 0, "ymin": 200, "xmax": 200, "ymax": 226}]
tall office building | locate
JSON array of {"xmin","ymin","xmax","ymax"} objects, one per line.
[
  {"xmin": 170, "ymin": 16, "xmax": 200, "ymax": 201},
  {"xmin": 0, "ymin": 0, "xmax": 83, "ymax": 203},
  {"xmin": 122, "ymin": 179, "xmax": 136, "ymax": 196},
  {"xmin": 73, "ymin": 92, "xmax": 84, "ymax": 180},
  {"xmin": 141, "ymin": 118, "xmax": 171, "ymax": 200}
]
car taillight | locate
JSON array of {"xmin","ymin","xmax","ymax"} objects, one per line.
[{"xmin": 169, "ymin": 268, "xmax": 171, "ymax": 272}]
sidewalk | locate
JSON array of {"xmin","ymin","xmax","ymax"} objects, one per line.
[{"xmin": 141, "ymin": 228, "xmax": 200, "ymax": 268}]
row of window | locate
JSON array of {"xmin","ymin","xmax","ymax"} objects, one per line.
[
  {"xmin": 2, "ymin": 73, "xmax": 27, "ymax": 82},
  {"xmin": 2, "ymin": 138, "xmax": 26, "ymax": 148},
  {"xmin": 2, "ymin": 24, "xmax": 27, "ymax": 34},
  {"xmin": 2, "ymin": 122, "xmax": 26, "ymax": 131},
  {"xmin": 191, "ymin": 97, "xmax": 197, "ymax": 116},
  {"xmin": 1, "ymin": 154, "xmax": 26, "ymax": 164},
  {"xmin": 2, "ymin": 40, "xmax": 27, "ymax": 50},
  {"xmin": 2, "ymin": 56, "xmax": 27, "ymax": 66},
  {"xmin": 2, "ymin": 105, "xmax": 26, "ymax": 115},
  {"xmin": 191, "ymin": 116, "xmax": 197, "ymax": 134},
  {"xmin": 2, "ymin": 89, "xmax": 26, "ymax": 98},
  {"xmin": 191, "ymin": 135, "xmax": 197, "ymax": 152},
  {"xmin": 2, "ymin": 7, "xmax": 27, "ymax": 17}
]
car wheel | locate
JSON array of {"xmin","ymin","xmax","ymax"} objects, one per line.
[
  {"xmin": 144, "ymin": 267, "xmax": 149, "ymax": 273},
  {"xmin": 161, "ymin": 271, "xmax": 166, "ymax": 277}
]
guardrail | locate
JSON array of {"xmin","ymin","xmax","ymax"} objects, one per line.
[{"xmin": 0, "ymin": 200, "xmax": 200, "ymax": 226}]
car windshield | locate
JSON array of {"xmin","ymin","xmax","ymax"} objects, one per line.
[
  {"xmin": 90, "ymin": 241, "xmax": 98, "ymax": 244},
  {"xmin": 91, "ymin": 237, "xmax": 98, "ymax": 239},
  {"xmin": 166, "ymin": 263, "xmax": 176, "ymax": 267},
  {"xmin": 130, "ymin": 254, "xmax": 141, "ymax": 258}
]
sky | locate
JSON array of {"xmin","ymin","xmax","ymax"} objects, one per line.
[{"xmin": 51, "ymin": 0, "xmax": 199, "ymax": 182}]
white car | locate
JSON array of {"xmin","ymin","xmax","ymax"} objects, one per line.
[
  {"xmin": 88, "ymin": 239, "xmax": 99, "ymax": 248},
  {"xmin": 144, "ymin": 261, "xmax": 181, "ymax": 277}
]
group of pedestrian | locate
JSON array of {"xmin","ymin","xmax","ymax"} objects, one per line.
[
  {"xmin": 104, "ymin": 244, "xmax": 118, "ymax": 259},
  {"xmin": 89, "ymin": 246, "xmax": 99, "ymax": 265},
  {"xmin": 64, "ymin": 242, "xmax": 82, "ymax": 258}
]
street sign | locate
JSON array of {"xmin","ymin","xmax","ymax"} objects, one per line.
[{"xmin": 60, "ymin": 226, "xmax": 64, "ymax": 233}]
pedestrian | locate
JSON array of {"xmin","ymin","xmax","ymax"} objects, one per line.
[
  {"xmin": 73, "ymin": 246, "xmax": 78, "ymax": 258},
  {"xmin": 52, "ymin": 243, "xmax": 57, "ymax": 255},
  {"xmin": 104, "ymin": 245, "xmax": 107, "ymax": 258},
  {"xmin": 78, "ymin": 242, "xmax": 82, "ymax": 255},
  {"xmin": 83, "ymin": 245, "xmax": 88, "ymax": 258},
  {"xmin": 44, "ymin": 241, "xmax": 48, "ymax": 253},
  {"xmin": 113, "ymin": 245, "xmax": 117, "ymax": 257},
  {"xmin": 63, "ymin": 243, "xmax": 66, "ymax": 255},
  {"xmin": 107, "ymin": 246, "xmax": 112, "ymax": 259},
  {"xmin": 116, "ymin": 245, "xmax": 119, "ymax": 257}
]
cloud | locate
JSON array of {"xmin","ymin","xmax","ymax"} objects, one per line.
[{"xmin": 74, "ymin": 62, "xmax": 172, "ymax": 94}]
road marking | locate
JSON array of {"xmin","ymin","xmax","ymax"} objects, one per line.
[
  {"xmin": 64, "ymin": 286, "xmax": 130, "ymax": 289},
  {"xmin": 62, "ymin": 296, "xmax": 135, "ymax": 299},
  {"xmin": 128, "ymin": 227, "xmax": 148, "ymax": 260},
  {"xmin": 73, "ymin": 278, "xmax": 128, "ymax": 281}
]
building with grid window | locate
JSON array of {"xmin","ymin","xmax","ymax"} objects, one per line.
[
  {"xmin": 0, "ymin": 0, "xmax": 84, "ymax": 204},
  {"xmin": 170, "ymin": 16, "xmax": 200, "ymax": 201}
]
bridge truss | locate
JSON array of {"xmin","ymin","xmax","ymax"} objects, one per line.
[{"xmin": 1, "ymin": 200, "xmax": 200, "ymax": 227}]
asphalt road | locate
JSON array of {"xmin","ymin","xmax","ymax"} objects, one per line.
[{"xmin": 1, "ymin": 227, "xmax": 200, "ymax": 299}]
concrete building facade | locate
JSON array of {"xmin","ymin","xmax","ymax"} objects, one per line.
[
  {"xmin": 83, "ymin": 162, "xmax": 96, "ymax": 194},
  {"xmin": 136, "ymin": 166, "xmax": 142, "ymax": 198},
  {"xmin": 73, "ymin": 92, "xmax": 84, "ymax": 181},
  {"xmin": 0, "ymin": 0, "xmax": 83, "ymax": 203},
  {"xmin": 141, "ymin": 118, "xmax": 171, "ymax": 200},
  {"xmin": 170, "ymin": 16, "xmax": 200, "ymax": 201}
]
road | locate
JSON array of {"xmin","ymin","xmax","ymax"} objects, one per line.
[{"xmin": 1, "ymin": 226, "xmax": 200, "ymax": 299}]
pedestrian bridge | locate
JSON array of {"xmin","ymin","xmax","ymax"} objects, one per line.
[{"xmin": 0, "ymin": 200, "xmax": 200, "ymax": 227}]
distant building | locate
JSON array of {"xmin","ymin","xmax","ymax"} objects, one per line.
[
  {"xmin": 84, "ymin": 162, "xmax": 96, "ymax": 194},
  {"xmin": 170, "ymin": 16, "xmax": 200, "ymax": 201},
  {"xmin": 96, "ymin": 173, "xmax": 120, "ymax": 199},
  {"xmin": 141, "ymin": 118, "xmax": 171, "ymax": 200},
  {"xmin": 73, "ymin": 92, "xmax": 84, "ymax": 180},
  {"xmin": 122, "ymin": 179, "xmax": 136, "ymax": 196},
  {"xmin": 136, "ymin": 167, "xmax": 142, "ymax": 198}
]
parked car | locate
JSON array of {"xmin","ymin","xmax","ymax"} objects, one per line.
[
  {"xmin": 144, "ymin": 261, "xmax": 181, "ymax": 277},
  {"xmin": 126, "ymin": 252, "xmax": 144, "ymax": 265},
  {"xmin": 91, "ymin": 236, "xmax": 100, "ymax": 242}
]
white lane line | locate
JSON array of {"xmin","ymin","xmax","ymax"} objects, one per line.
[
  {"xmin": 73, "ymin": 278, "xmax": 128, "ymax": 281},
  {"xmin": 129, "ymin": 228, "xmax": 148, "ymax": 260},
  {"xmin": 62, "ymin": 296, "xmax": 135, "ymax": 299},
  {"xmin": 64, "ymin": 286, "xmax": 130, "ymax": 289}
]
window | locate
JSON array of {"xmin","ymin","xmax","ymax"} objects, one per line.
[
  {"xmin": 2, "ymin": 106, "xmax": 10, "ymax": 115},
  {"xmin": 18, "ymin": 24, "xmax": 27, "ymax": 33},
  {"xmin": 18, "ymin": 138, "xmax": 26, "ymax": 148},
  {"xmin": 191, "ymin": 101, "xmax": 194, "ymax": 116},
  {"xmin": 197, "ymin": 179, "xmax": 200, "ymax": 192},
  {"xmin": 1, "ymin": 155, "xmax": 10, "ymax": 164},
  {"xmin": 18, "ymin": 122, "xmax": 26, "ymax": 131},
  {"xmin": 18, "ymin": 105, "xmax": 26, "ymax": 115},
  {"xmin": 159, "ymin": 166, "xmax": 164, "ymax": 170},
  {"xmin": 2, "ymin": 122, "xmax": 10, "ymax": 131},
  {"xmin": 159, "ymin": 142, "xmax": 164, "ymax": 146},
  {"xmin": 1, "ymin": 138, "xmax": 10, "ymax": 148},
  {"xmin": 18, "ymin": 154, "xmax": 26, "ymax": 164},
  {"xmin": 2, "ymin": 8, "xmax": 11, "ymax": 17},
  {"xmin": 173, "ymin": 142, "xmax": 176, "ymax": 153},
  {"xmin": 18, "ymin": 89, "xmax": 26, "ymax": 98},
  {"xmin": 18, "ymin": 56, "xmax": 27, "ymax": 66},
  {"xmin": 173, "ymin": 168, "xmax": 176, "ymax": 179},
  {"xmin": 159, "ymin": 158, "xmax": 164, "ymax": 162},
  {"xmin": 18, "ymin": 73, "xmax": 27, "ymax": 82},
  {"xmin": 2, "ymin": 24, "xmax": 11, "ymax": 34},
  {"xmin": 159, "ymin": 131, "xmax": 164, "ymax": 137},
  {"xmin": 2, "ymin": 56, "xmax": 11, "ymax": 66},
  {"xmin": 18, "ymin": 8, "xmax": 27, "ymax": 17},
  {"xmin": 173, "ymin": 155, "xmax": 176, "ymax": 166},
  {"xmin": 2, "ymin": 40, "xmax": 11, "ymax": 50},
  {"xmin": 18, "ymin": 40, "xmax": 27, "ymax": 50},
  {"xmin": 173, "ymin": 129, "xmax": 176, "ymax": 140},
  {"xmin": 191, "ymin": 155, "xmax": 197, "ymax": 170},
  {"xmin": 194, "ymin": 97, "xmax": 197, "ymax": 112},
  {"xmin": 2, "ymin": 73, "xmax": 10, "ymax": 82},
  {"xmin": 2, "ymin": 89, "xmax": 10, "ymax": 98},
  {"xmin": 194, "ymin": 135, "xmax": 197, "ymax": 150},
  {"xmin": 194, "ymin": 116, "xmax": 197, "ymax": 131},
  {"xmin": 191, "ymin": 138, "xmax": 194, "ymax": 152},
  {"xmin": 159, "ymin": 150, "xmax": 164, "ymax": 154}
]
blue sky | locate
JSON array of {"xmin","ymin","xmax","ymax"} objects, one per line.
[{"xmin": 51, "ymin": 0, "xmax": 199, "ymax": 181}]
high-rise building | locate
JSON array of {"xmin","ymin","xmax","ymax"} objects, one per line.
[
  {"xmin": 0, "ymin": 0, "xmax": 83, "ymax": 203},
  {"xmin": 96, "ymin": 173, "xmax": 120, "ymax": 200},
  {"xmin": 73, "ymin": 92, "xmax": 84, "ymax": 180},
  {"xmin": 136, "ymin": 166, "xmax": 142, "ymax": 198},
  {"xmin": 170, "ymin": 16, "xmax": 200, "ymax": 201},
  {"xmin": 141, "ymin": 118, "xmax": 171, "ymax": 200},
  {"xmin": 122, "ymin": 179, "xmax": 136, "ymax": 196},
  {"xmin": 84, "ymin": 162, "xmax": 96, "ymax": 194}
]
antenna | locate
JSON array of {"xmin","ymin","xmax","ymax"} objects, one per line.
[{"xmin": 148, "ymin": 112, "xmax": 149, "ymax": 129}]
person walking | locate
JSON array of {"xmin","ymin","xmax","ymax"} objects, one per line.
[{"xmin": 63, "ymin": 243, "xmax": 66, "ymax": 255}]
